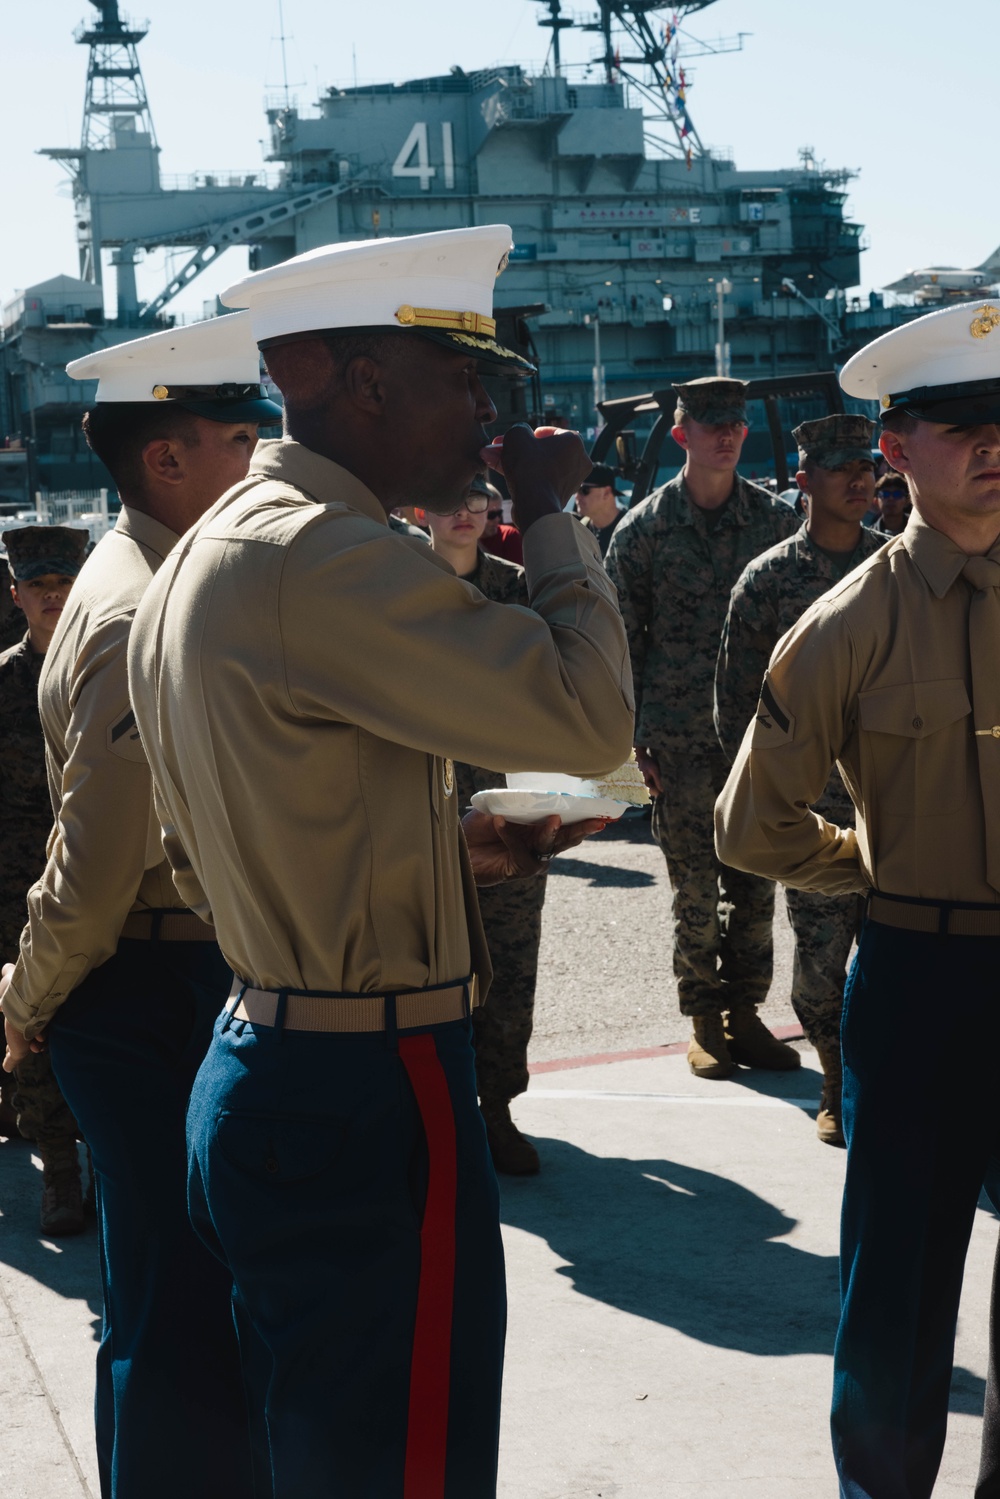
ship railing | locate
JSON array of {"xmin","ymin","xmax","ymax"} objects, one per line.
[{"xmin": 159, "ymin": 170, "xmax": 282, "ymax": 192}]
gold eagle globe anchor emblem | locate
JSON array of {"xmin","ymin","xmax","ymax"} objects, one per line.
[{"xmin": 970, "ymin": 305, "xmax": 1000, "ymax": 339}]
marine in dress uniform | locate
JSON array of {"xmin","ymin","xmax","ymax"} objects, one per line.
[
  {"xmin": 126, "ymin": 226, "xmax": 634, "ymax": 1499},
  {"xmin": 0, "ymin": 314, "xmax": 280, "ymax": 1499},
  {"xmin": 715, "ymin": 301, "xmax": 1000, "ymax": 1499},
  {"xmin": 605, "ymin": 377, "xmax": 800, "ymax": 1079},
  {"xmin": 715, "ymin": 414, "xmax": 886, "ymax": 1145},
  {"xmin": 0, "ymin": 525, "xmax": 88, "ymax": 1232}
]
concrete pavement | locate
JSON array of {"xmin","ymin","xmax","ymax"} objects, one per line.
[{"xmin": 1, "ymin": 1042, "xmax": 995, "ymax": 1497}]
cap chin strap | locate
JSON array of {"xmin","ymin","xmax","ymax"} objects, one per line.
[{"xmin": 151, "ymin": 382, "xmax": 267, "ymax": 402}]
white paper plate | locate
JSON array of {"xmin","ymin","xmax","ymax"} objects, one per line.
[{"xmin": 469, "ymin": 788, "xmax": 628, "ymax": 825}]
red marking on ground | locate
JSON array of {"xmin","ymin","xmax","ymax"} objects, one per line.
[{"xmin": 528, "ymin": 1023, "xmax": 806, "ymax": 1075}]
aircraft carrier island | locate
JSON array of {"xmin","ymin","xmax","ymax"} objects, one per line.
[{"xmin": 0, "ymin": 0, "xmax": 980, "ymax": 505}]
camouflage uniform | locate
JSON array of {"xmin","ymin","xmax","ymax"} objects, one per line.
[
  {"xmin": 606, "ymin": 387, "xmax": 798, "ymax": 1019},
  {"xmin": 452, "ymin": 550, "xmax": 548, "ymax": 1107},
  {"xmin": 715, "ymin": 414, "xmax": 885, "ymax": 1044},
  {"xmin": 0, "ymin": 633, "xmax": 78, "ymax": 1143}
]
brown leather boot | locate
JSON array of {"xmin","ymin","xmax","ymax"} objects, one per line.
[
  {"xmin": 687, "ymin": 1015, "xmax": 735, "ymax": 1079},
  {"xmin": 39, "ymin": 1143, "xmax": 85, "ymax": 1237},
  {"xmin": 480, "ymin": 1101, "xmax": 540, "ymax": 1176},
  {"xmin": 815, "ymin": 1042, "xmax": 846, "ymax": 1148},
  {"xmin": 725, "ymin": 1007, "xmax": 801, "ymax": 1070}
]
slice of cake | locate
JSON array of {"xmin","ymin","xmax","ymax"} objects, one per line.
[{"xmin": 582, "ymin": 752, "xmax": 650, "ymax": 806}]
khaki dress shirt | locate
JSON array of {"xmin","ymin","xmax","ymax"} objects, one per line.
[
  {"xmin": 4, "ymin": 508, "xmax": 189, "ymax": 1039},
  {"xmin": 715, "ymin": 511, "xmax": 1000, "ymax": 904},
  {"xmin": 127, "ymin": 440, "xmax": 634, "ymax": 997}
]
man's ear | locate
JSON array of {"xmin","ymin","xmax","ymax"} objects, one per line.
[
  {"xmin": 140, "ymin": 438, "xmax": 185, "ymax": 487},
  {"xmin": 413, "ymin": 507, "xmax": 427, "ymax": 523},
  {"xmin": 342, "ymin": 355, "xmax": 389, "ymax": 416},
  {"xmin": 795, "ymin": 469, "xmax": 809, "ymax": 494},
  {"xmin": 10, "ymin": 582, "xmax": 20, "ymax": 609},
  {"xmin": 671, "ymin": 423, "xmax": 690, "ymax": 452},
  {"xmin": 879, "ymin": 430, "xmax": 910, "ymax": 475}
]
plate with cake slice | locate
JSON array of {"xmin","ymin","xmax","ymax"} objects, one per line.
[{"xmin": 469, "ymin": 753, "xmax": 651, "ymax": 826}]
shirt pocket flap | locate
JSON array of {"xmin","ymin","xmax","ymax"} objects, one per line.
[{"xmin": 858, "ymin": 678, "xmax": 971, "ymax": 739}]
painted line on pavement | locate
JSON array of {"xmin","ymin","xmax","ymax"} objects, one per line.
[{"xmin": 525, "ymin": 1088, "xmax": 820, "ymax": 1109}]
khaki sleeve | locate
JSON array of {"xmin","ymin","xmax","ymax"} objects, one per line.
[
  {"xmin": 152, "ymin": 781, "xmax": 214, "ymax": 925},
  {"xmin": 714, "ymin": 603, "xmax": 866, "ymax": 896},
  {"xmin": 3, "ymin": 616, "xmax": 160, "ymax": 1039},
  {"xmin": 281, "ymin": 511, "xmax": 635, "ymax": 778}
]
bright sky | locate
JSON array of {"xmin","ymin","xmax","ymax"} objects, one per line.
[{"xmin": 2, "ymin": 0, "xmax": 996, "ymax": 318}]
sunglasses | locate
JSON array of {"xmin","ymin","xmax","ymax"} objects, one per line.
[{"xmin": 486, "ymin": 509, "xmax": 503, "ymax": 520}]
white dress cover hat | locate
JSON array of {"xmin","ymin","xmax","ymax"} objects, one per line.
[
  {"xmin": 66, "ymin": 311, "xmax": 282, "ymax": 423},
  {"xmin": 220, "ymin": 225, "xmax": 535, "ymax": 377},
  {"xmin": 841, "ymin": 300, "xmax": 1000, "ymax": 424}
]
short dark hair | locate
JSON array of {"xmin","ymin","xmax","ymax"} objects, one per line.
[
  {"xmin": 880, "ymin": 410, "xmax": 918, "ymax": 435},
  {"xmin": 82, "ymin": 403, "xmax": 203, "ymax": 494},
  {"xmin": 322, "ymin": 329, "xmax": 409, "ymax": 379},
  {"xmin": 875, "ymin": 470, "xmax": 908, "ymax": 494}
]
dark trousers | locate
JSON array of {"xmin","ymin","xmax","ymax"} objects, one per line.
[
  {"xmin": 187, "ymin": 1010, "xmax": 506, "ymax": 1499},
  {"xmin": 48, "ymin": 940, "xmax": 260, "ymax": 1499},
  {"xmin": 832, "ymin": 919, "xmax": 1000, "ymax": 1499}
]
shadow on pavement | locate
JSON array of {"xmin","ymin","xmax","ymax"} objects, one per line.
[
  {"xmin": 951, "ymin": 1364, "xmax": 987, "ymax": 1417},
  {"xmin": 726, "ymin": 1059, "xmax": 824, "ymax": 1118},
  {"xmin": 547, "ymin": 856, "xmax": 656, "ymax": 888},
  {"xmin": 499, "ymin": 1136, "xmax": 840, "ymax": 1356},
  {"xmin": 0, "ymin": 1138, "xmax": 102, "ymax": 1342}
]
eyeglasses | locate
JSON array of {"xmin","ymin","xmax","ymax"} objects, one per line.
[
  {"xmin": 455, "ymin": 493, "xmax": 489, "ymax": 514},
  {"xmin": 486, "ymin": 509, "xmax": 503, "ymax": 520},
  {"xmin": 578, "ymin": 485, "xmax": 596, "ymax": 495}
]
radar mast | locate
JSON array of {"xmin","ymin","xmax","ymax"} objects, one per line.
[{"xmin": 535, "ymin": 0, "xmax": 748, "ymax": 163}]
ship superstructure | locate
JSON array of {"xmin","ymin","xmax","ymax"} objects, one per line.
[{"xmin": 0, "ymin": 0, "xmax": 932, "ymax": 503}]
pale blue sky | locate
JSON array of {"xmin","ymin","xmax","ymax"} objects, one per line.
[{"xmin": 2, "ymin": 0, "xmax": 996, "ymax": 316}]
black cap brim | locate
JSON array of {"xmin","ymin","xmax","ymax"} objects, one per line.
[
  {"xmin": 881, "ymin": 375, "xmax": 1000, "ymax": 426},
  {"xmin": 411, "ymin": 328, "xmax": 535, "ymax": 379},
  {"xmin": 175, "ymin": 397, "xmax": 283, "ymax": 424}
]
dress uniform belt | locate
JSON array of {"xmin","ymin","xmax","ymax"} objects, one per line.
[
  {"xmin": 119, "ymin": 908, "xmax": 216, "ymax": 941},
  {"xmin": 865, "ymin": 890, "xmax": 1000, "ymax": 938},
  {"xmin": 226, "ymin": 976, "xmax": 478, "ymax": 1033}
]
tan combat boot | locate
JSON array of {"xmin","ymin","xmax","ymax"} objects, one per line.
[
  {"xmin": 480, "ymin": 1101, "xmax": 540, "ymax": 1176},
  {"xmin": 39, "ymin": 1143, "xmax": 85, "ymax": 1237},
  {"xmin": 687, "ymin": 1015, "xmax": 735, "ymax": 1080},
  {"xmin": 725, "ymin": 1007, "xmax": 802, "ymax": 1070},
  {"xmin": 815, "ymin": 1042, "xmax": 846, "ymax": 1148}
]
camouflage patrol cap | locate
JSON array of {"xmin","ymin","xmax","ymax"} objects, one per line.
[
  {"xmin": 673, "ymin": 377, "xmax": 749, "ymax": 426},
  {"xmin": 3, "ymin": 525, "xmax": 88, "ymax": 582},
  {"xmin": 792, "ymin": 414, "xmax": 876, "ymax": 470}
]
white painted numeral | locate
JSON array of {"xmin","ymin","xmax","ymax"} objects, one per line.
[{"xmin": 392, "ymin": 122, "xmax": 436, "ymax": 191}]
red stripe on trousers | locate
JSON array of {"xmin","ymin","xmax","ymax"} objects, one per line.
[{"xmin": 399, "ymin": 1032, "xmax": 458, "ymax": 1499}]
